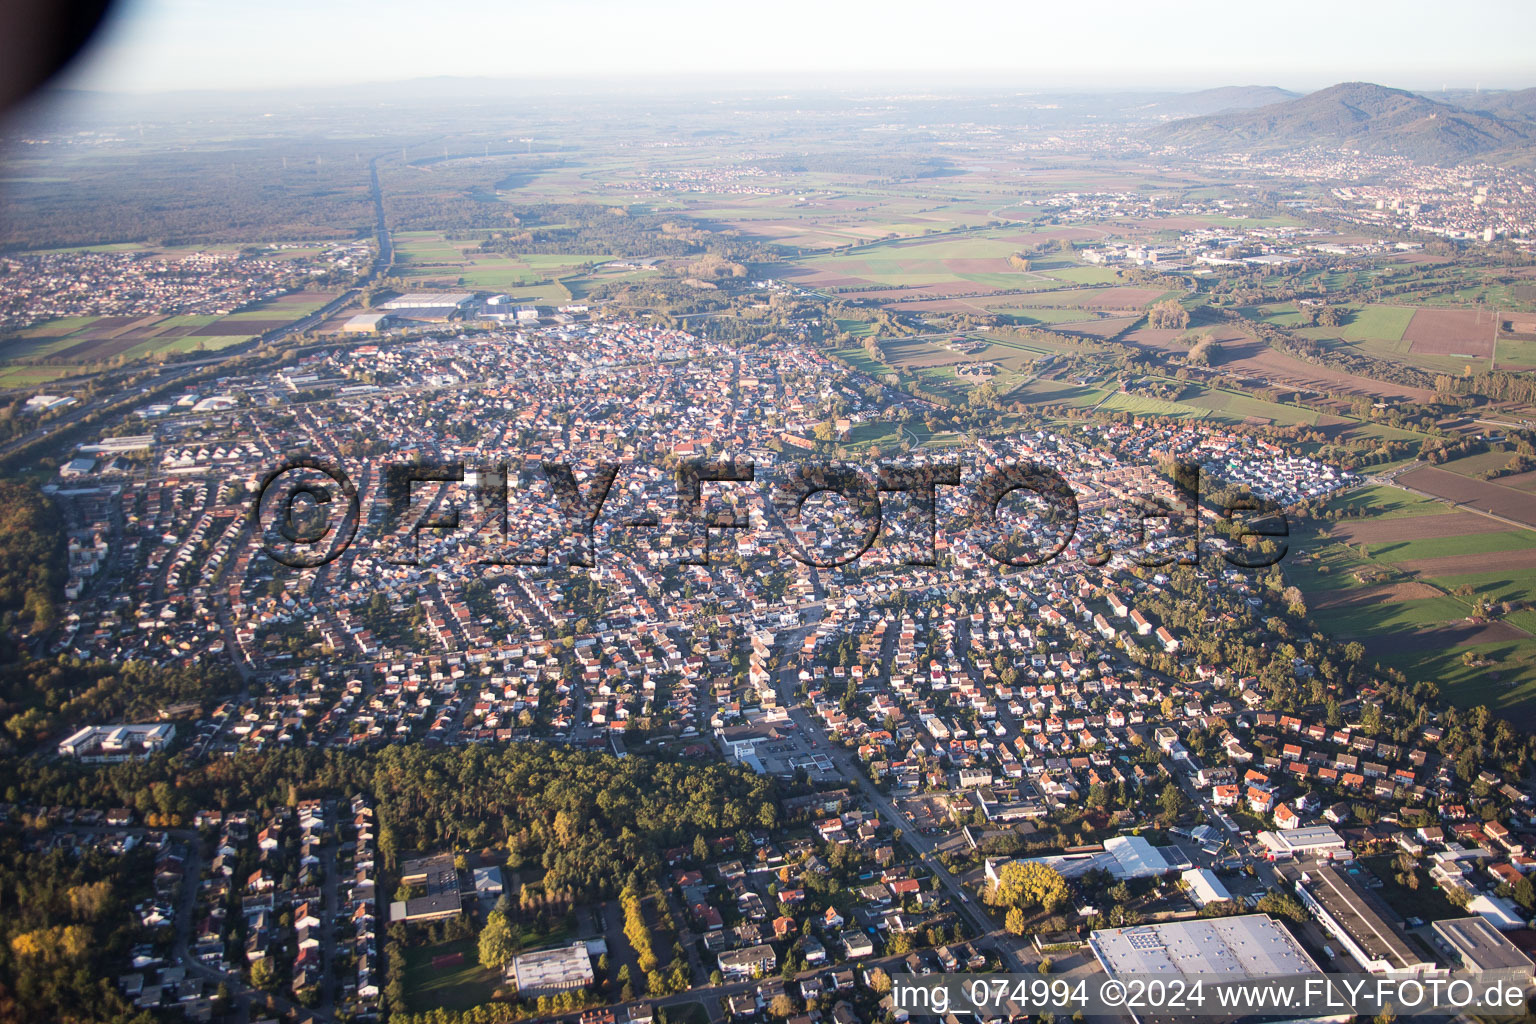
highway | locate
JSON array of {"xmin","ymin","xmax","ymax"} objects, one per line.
[{"xmin": 0, "ymin": 151, "xmax": 395, "ymax": 468}]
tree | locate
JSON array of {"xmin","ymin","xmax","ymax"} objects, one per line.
[
  {"xmin": 478, "ymin": 910, "xmax": 516, "ymax": 969},
  {"xmin": 1148, "ymin": 299, "xmax": 1190, "ymax": 330},
  {"xmin": 769, "ymin": 993, "xmax": 798, "ymax": 1018},
  {"xmin": 1254, "ymin": 891, "xmax": 1307, "ymax": 924},
  {"xmin": 1159, "ymin": 782, "xmax": 1187, "ymax": 822},
  {"xmin": 250, "ymin": 957, "xmax": 278, "ymax": 990},
  {"xmin": 1514, "ymin": 875, "xmax": 1535, "ymax": 912},
  {"xmin": 1005, "ymin": 906, "xmax": 1027, "ymax": 935},
  {"xmin": 988, "ymin": 861, "xmax": 1069, "ymax": 913}
]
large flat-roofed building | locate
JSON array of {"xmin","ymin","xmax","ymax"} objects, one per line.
[
  {"xmin": 1257, "ymin": 826, "xmax": 1347, "ymax": 861},
  {"xmin": 1296, "ymin": 864, "xmax": 1435, "ymax": 975},
  {"xmin": 379, "ymin": 292, "xmax": 475, "ymax": 310},
  {"xmin": 389, "ymin": 853, "xmax": 462, "ymax": 923},
  {"xmin": 1432, "ymin": 916, "xmax": 1535, "ymax": 977},
  {"xmin": 342, "ymin": 312, "xmax": 390, "ymax": 333},
  {"xmin": 508, "ymin": 942, "xmax": 594, "ymax": 997},
  {"xmin": 1090, "ymin": 915, "xmax": 1347, "ymax": 1024},
  {"xmin": 58, "ymin": 723, "xmax": 175, "ymax": 762}
]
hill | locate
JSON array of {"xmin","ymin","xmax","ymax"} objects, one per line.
[
  {"xmin": 1138, "ymin": 85, "xmax": 1299, "ymax": 118},
  {"xmin": 1147, "ymin": 81, "xmax": 1533, "ymax": 164},
  {"xmin": 1445, "ymin": 87, "xmax": 1536, "ymax": 123}
]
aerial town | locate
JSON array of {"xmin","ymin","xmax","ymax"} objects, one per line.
[
  {"xmin": 3, "ymin": 18, "xmax": 1536, "ymax": 1024},
  {"xmin": 5, "ymin": 299, "xmax": 1534, "ymax": 1024}
]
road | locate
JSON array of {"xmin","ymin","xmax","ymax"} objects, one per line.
[
  {"xmin": 165, "ymin": 831, "xmax": 338, "ymax": 1024},
  {"xmin": 766, "ymin": 605, "xmax": 1036, "ymax": 974}
]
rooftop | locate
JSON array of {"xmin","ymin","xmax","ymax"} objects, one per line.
[
  {"xmin": 1300, "ymin": 865, "xmax": 1424, "ymax": 972},
  {"xmin": 1432, "ymin": 916, "xmax": 1534, "ymax": 974},
  {"xmin": 1090, "ymin": 914, "xmax": 1322, "ymax": 980}
]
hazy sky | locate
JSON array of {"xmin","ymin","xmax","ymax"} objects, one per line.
[{"xmin": 64, "ymin": 0, "xmax": 1536, "ymax": 94}]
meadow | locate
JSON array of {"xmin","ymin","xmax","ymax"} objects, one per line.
[{"xmin": 1286, "ymin": 485, "xmax": 1536, "ymax": 717}]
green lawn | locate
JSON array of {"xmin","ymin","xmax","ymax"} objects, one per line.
[
  {"xmin": 402, "ymin": 938, "xmax": 502, "ymax": 1013},
  {"xmin": 1359, "ymin": 855, "xmax": 1468, "ymax": 922},
  {"xmin": 1325, "ymin": 595, "xmax": 1474, "ymax": 637},
  {"xmin": 1375, "ymin": 638, "xmax": 1536, "ymax": 717},
  {"xmin": 1321, "ymin": 486, "xmax": 1450, "ymax": 520},
  {"xmin": 1367, "ymin": 530, "xmax": 1536, "ymax": 564},
  {"xmin": 663, "ymin": 1002, "xmax": 711, "ymax": 1024},
  {"xmin": 1096, "ymin": 391, "xmax": 1209, "ymax": 419},
  {"xmin": 1342, "ymin": 304, "xmax": 1415, "ymax": 342}
]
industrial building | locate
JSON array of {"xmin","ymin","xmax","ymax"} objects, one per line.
[
  {"xmin": 1256, "ymin": 826, "xmax": 1348, "ymax": 861},
  {"xmin": 376, "ymin": 292, "xmax": 475, "ymax": 321},
  {"xmin": 58, "ymin": 723, "xmax": 175, "ymax": 762},
  {"xmin": 1182, "ymin": 867, "xmax": 1233, "ymax": 908},
  {"xmin": 379, "ymin": 292, "xmax": 475, "ymax": 310},
  {"xmin": 1013, "ymin": 834, "xmax": 1181, "ymax": 881},
  {"xmin": 508, "ymin": 942, "xmax": 594, "ymax": 997},
  {"xmin": 1295, "ymin": 864, "xmax": 1435, "ymax": 975},
  {"xmin": 1432, "ymin": 916, "xmax": 1535, "ymax": 977},
  {"xmin": 1089, "ymin": 915, "xmax": 1348, "ymax": 1024},
  {"xmin": 341, "ymin": 312, "xmax": 390, "ymax": 333}
]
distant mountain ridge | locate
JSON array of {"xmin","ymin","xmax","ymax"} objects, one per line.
[
  {"xmin": 1439, "ymin": 86, "xmax": 1536, "ymax": 124},
  {"xmin": 1136, "ymin": 85, "xmax": 1299, "ymax": 118},
  {"xmin": 1146, "ymin": 81, "xmax": 1534, "ymax": 165}
]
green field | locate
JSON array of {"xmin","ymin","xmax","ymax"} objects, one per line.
[
  {"xmin": 0, "ymin": 365, "xmax": 77, "ymax": 386},
  {"xmin": 1325, "ymin": 595, "xmax": 1479, "ymax": 636},
  {"xmin": 834, "ymin": 319, "xmax": 878, "ymax": 338},
  {"xmin": 1096, "ymin": 391, "xmax": 1208, "ymax": 419},
  {"xmin": 1009, "ymin": 378, "xmax": 1109, "ymax": 408},
  {"xmin": 1321, "ymin": 485, "xmax": 1451, "ymax": 520},
  {"xmin": 1171, "ymin": 383, "xmax": 1321, "ymax": 426},
  {"xmin": 1497, "ymin": 336, "xmax": 1536, "ymax": 369},
  {"xmin": 1285, "ymin": 486, "xmax": 1536, "ymax": 716},
  {"xmin": 832, "ymin": 346, "xmax": 889, "ymax": 377},
  {"xmin": 1046, "ymin": 266, "xmax": 1123, "ymax": 285},
  {"xmin": 1376, "ymin": 638, "xmax": 1536, "ymax": 714},
  {"xmin": 402, "ymin": 938, "xmax": 502, "ymax": 1013},
  {"xmin": 1366, "ymin": 530, "xmax": 1536, "ymax": 564},
  {"xmin": 1341, "ymin": 304, "xmax": 1415, "ymax": 342}
]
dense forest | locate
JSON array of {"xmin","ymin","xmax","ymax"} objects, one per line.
[
  {"xmin": 0, "ymin": 144, "xmax": 376, "ymax": 248},
  {"xmin": 4, "ymin": 742, "xmax": 777, "ymax": 897},
  {"xmin": 0, "ymin": 841, "xmax": 159, "ymax": 1024},
  {"xmin": 0, "ymin": 481, "xmax": 65, "ymax": 640},
  {"xmin": 474, "ymin": 203, "xmax": 765, "ymax": 262},
  {"xmin": 0, "ymin": 657, "xmax": 238, "ymax": 756}
]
